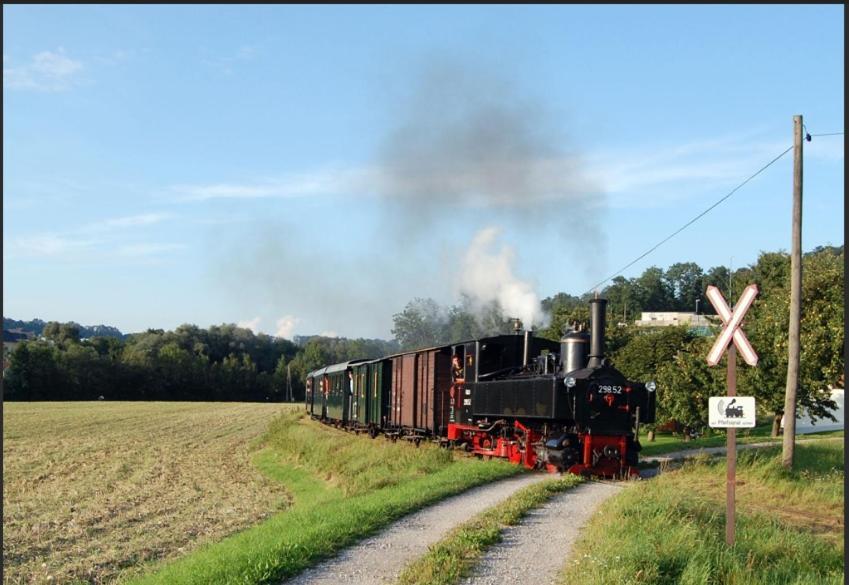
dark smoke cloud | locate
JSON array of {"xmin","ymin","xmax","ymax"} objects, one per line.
[
  {"xmin": 377, "ymin": 62, "xmax": 597, "ymax": 206},
  {"xmin": 212, "ymin": 58, "xmax": 608, "ymax": 338},
  {"xmin": 375, "ymin": 57, "xmax": 607, "ymax": 277}
]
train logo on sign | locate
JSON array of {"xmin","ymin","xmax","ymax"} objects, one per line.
[{"xmin": 709, "ymin": 396, "xmax": 756, "ymax": 428}]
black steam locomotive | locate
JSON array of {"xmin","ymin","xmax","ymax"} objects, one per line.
[{"xmin": 305, "ymin": 298, "xmax": 656, "ymax": 477}]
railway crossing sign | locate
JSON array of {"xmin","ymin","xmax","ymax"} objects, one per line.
[
  {"xmin": 706, "ymin": 284, "xmax": 759, "ymax": 366},
  {"xmin": 704, "ymin": 283, "xmax": 759, "ymax": 548}
]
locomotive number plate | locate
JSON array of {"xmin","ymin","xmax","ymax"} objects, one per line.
[{"xmin": 597, "ymin": 385, "xmax": 623, "ymax": 394}]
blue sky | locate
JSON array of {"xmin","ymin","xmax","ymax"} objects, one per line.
[{"xmin": 3, "ymin": 5, "xmax": 844, "ymax": 339}]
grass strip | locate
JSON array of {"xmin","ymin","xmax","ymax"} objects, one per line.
[
  {"xmin": 560, "ymin": 441, "xmax": 844, "ymax": 585},
  {"xmin": 639, "ymin": 426, "xmax": 842, "ymax": 457},
  {"xmin": 127, "ymin": 412, "xmax": 522, "ymax": 585},
  {"xmin": 397, "ymin": 476, "xmax": 583, "ymax": 585}
]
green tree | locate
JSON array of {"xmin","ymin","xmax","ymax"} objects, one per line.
[
  {"xmin": 665, "ymin": 262, "xmax": 704, "ymax": 312},
  {"xmin": 391, "ymin": 298, "xmax": 447, "ymax": 350},
  {"xmin": 634, "ymin": 266, "xmax": 675, "ymax": 311},
  {"xmin": 610, "ymin": 326, "xmax": 700, "ymax": 436},
  {"xmin": 741, "ymin": 249, "xmax": 843, "ymax": 435}
]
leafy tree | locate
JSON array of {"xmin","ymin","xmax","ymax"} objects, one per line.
[
  {"xmin": 42, "ymin": 321, "xmax": 81, "ymax": 346},
  {"xmin": 391, "ymin": 298, "xmax": 446, "ymax": 350},
  {"xmin": 602, "ymin": 276, "xmax": 640, "ymax": 324},
  {"xmin": 610, "ymin": 326, "xmax": 703, "ymax": 436},
  {"xmin": 740, "ymin": 249, "xmax": 843, "ymax": 435},
  {"xmin": 704, "ymin": 265, "xmax": 732, "ymax": 309},
  {"xmin": 634, "ymin": 266, "xmax": 675, "ymax": 311},
  {"xmin": 665, "ymin": 262, "xmax": 704, "ymax": 312}
]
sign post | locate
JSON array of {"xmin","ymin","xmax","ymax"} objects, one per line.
[{"xmin": 706, "ymin": 284, "xmax": 759, "ymax": 547}]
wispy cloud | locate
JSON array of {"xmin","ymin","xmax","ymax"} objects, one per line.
[
  {"xmin": 10, "ymin": 234, "xmax": 101, "ymax": 257},
  {"xmin": 115, "ymin": 243, "xmax": 186, "ymax": 257},
  {"xmin": 202, "ymin": 45, "xmax": 257, "ymax": 75},
  {"xmin": 7, "ymin": 211, "xmax": 180, "ymax": 260},
  {"xmin": 171, "ymin": 168, "xmax": 374, "ymax": 201},
  {"xmin": 4, "ymin": 48, "xmax": 84, "ymax": 92},
  {"xmin": 172, "ymin": 132, "xmax": 838, "ymax": 210},
  {"xmin": 83, "ymin": 212, "xmax": 173, "ymax": 232},
  {"xmin": 584, "ymin": 135, "xmax": 796, "ymax": 208}
]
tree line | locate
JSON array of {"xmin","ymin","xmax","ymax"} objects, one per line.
[
  {"xmin": 3, "ymin": 323, "xmax": 397, "ymax": 402},
  {"xmin": 3, "ymin": 246, "xmax": 842, "ymax": 437},
  {"xmin": 390, "ymin": 246, "xmax": 844, "ymax": 436}
]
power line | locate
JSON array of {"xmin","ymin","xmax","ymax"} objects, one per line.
[
  {"xmin": 809, "ymin": 131, "xmax": 844, "ymax": 137},
  {"xmin": 585, "ymin": 144, "xmax": 794, "ymax": 295}
]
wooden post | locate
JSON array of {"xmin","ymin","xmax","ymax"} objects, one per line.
[
  {"xmin": 783, "ymin": 115, "xmax": 803, "ymax": 469},
  {"xmin": 726, "ymin": 345, "xmax": 737, "ymax": 546}
]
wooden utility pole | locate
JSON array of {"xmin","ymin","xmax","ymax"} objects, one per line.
[{"xmin": 782, "ymin": 115, "xmax": 803, "ymax": 469}]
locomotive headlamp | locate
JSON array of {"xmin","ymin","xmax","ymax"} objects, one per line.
[
  {"xmin": 646, "ymin": 381, "xmax": 657, "ymax": 392},
  {"xmin": 564, "ymin": 376, "xmax": 577, "ymax": 388},
  {"xmin": 603, "ymin": 445, "xmax": 620, "ymax": 459}
]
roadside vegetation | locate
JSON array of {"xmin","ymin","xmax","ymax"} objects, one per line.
[
  {"xmin": 561, "ymin": 440, "xmax": 844, "ymax": 585},
  {"xmin": 128, "ymin": 409, "xmax": 521, "ymax": 585},
  {"xmin": 397, "ymin": 476, "xmax": 582, "ymax": 585}
]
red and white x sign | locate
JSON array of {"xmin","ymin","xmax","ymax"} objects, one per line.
[{"xmin": 706, "ymin": 284, "xmax": 759, "ymax": 367}]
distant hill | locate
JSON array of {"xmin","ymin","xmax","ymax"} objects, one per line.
[{"xmin": 3, "ymin": 318, "xmax": 126, "ymax": 340}]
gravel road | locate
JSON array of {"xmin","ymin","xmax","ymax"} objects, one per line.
[
  {"xmin": 458, "ymin": 481, "xmax": 622, "ymax": 585},
  {"xmin": 283, "ymin": 473, "xmax": 550, "ymax": 585}
]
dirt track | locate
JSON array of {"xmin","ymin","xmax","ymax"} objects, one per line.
[
  {"xmin": 459, "ymin": 480, "xmax": 622, "ymax": 585},
  {"xmin": 283, "ymin": 473, "xmax": 550, "ymax": 585}
]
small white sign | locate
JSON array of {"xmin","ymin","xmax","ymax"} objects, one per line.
[{"xmin": 709, "ymin": 396, "xmax": 756, "ymax": 428}]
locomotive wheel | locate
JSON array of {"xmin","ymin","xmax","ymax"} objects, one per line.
[{"xmin": 369, "ymin": 426, "xmax": 378, "ymax": 439}]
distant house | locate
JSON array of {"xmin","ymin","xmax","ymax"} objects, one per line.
[
  {"xmin": 635, "ymin": 312, "xmax": 711, "ymax": 327},
  {"xmin": 3, "ymin": 329, "xmax": 31, "ymax": 342},
  {"xmin": 782, "ymin": 387, "xmax": 845, "ymax": 434},
  {"xmin": 633, "ymin": 312, "xmax": 714, "ymax": 336}
]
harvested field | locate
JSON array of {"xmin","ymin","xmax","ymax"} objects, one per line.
[{"xmin": 2, "ymin": 402, "xmax": 291, "ymax": 585}]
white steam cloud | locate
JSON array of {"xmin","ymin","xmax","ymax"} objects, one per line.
[
  {"xmin": 458, "ymin": 227, "xmax": 545, "ymax": 328},
  {"xmin": 275, "ymin": 315, "xmax": 300, "ymax": 339},
  {"xmin": 237, "ymin": 317, "xmax": 262, "ymax": 333}
]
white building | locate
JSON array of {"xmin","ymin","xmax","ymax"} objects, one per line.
[
  {"xmin": 782, "ymin": 388, "xmax": 844, "ymax": 434},
  {"xmin": 634, "ymin": 312, "xmax": 712, "ymax": 328}
]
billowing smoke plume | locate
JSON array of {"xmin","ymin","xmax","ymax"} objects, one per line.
[
  {"xmin": 213, "ymin": 58, "xmax": 605, "ymax": 339},
  {"xmin": 377, "ymin": 60, "xmax": 600, "ymax": 218},
  {"xmin": 376, "ymin": 57, "xmax": 607, "ymax": 278},
  {"xmin": 458, "ymin": 226, "xmax": 546, "ymax": 328}
]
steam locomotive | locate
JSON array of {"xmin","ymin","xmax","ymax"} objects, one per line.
[{"xmin": 305, "ymin": 298, "xmax": 656, "ymax": 478}]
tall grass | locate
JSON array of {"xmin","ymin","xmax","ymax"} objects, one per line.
[
  {"xmin": 129, "ymin": 410, "xmax": 521, "ymax": 585},
  {"xmin": 560, "ymin": 441, "xmax": 844, "ymax": 585}
]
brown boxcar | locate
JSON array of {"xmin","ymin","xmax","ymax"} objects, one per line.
[
  {"xmin": 389, "ymin": 346, "xmax": 451, "ymax": 434},
  {"xmin": 390, "ymin": 353, "xmax": 417, "ymax": 428}
]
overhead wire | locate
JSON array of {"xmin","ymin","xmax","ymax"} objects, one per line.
[{"xmin": 584, "ymin": 144, "xmax": 795, "ymax": 295}]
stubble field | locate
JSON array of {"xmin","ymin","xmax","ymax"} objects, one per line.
[{"xmin": 2, "ymin": 401, "xmax": 291, "ymax": 584}]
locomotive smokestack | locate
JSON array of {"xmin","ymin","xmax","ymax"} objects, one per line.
[
  {"xmin": 523, "ymin": 330, "xmax": 531, "ymax": 366},
  {"xmin": 587, "ymin": 297, "xmax": 607, "ymax": 368},
  {"xmin": 512, "ymin": 318, "xmax": 523, "ymax": 335}
]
